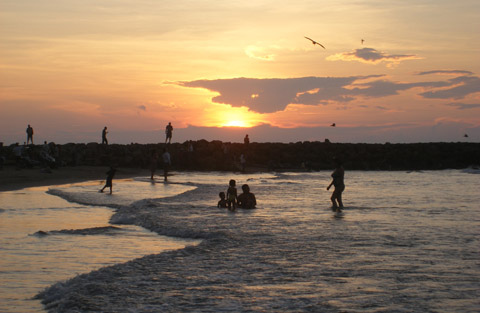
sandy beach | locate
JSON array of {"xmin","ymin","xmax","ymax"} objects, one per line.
[{"xmin": 0, "ymin": 165, "xmax": 149, "ymax": 192}]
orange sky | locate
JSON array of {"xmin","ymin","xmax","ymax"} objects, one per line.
[{"xmin": 1, "ymin": 0, "xmax": 480, "ymax": 144}]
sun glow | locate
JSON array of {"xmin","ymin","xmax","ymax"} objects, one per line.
[{"xmin": 223, "ymin": 120, "xmax": 250, "ymax": 127}]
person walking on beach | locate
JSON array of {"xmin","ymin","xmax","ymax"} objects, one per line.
[
  {"xmin": 100, "ymin": 166, "xmax": 116, "ymax": 194},
  {"xmin": 165, "ymin": 122, "xmax": 173, "ymax": 144},
  {"xmin": 102, "ymin": 127, "xmax": 108, "ymax": 145},
  {"xmin": 26, "ymin": 124, "xmax": 34, "ymax": 145},
  {"xmin": 162, "ymin": 148, "xmax": 171, "ymax": 181},
  {"xmin": 327, "ymin": 157, "xmax": 345, "ymax": 213},
  {"xmin": 226, "ymin": 179, "xmax": 237, "ymax": 211}
]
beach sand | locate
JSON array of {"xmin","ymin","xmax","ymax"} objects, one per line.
[{"xmin": 0, "ymin": 165, "xmax": 149, "ymax": 192}]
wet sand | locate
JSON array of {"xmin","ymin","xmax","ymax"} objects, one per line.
[{"xmin": 0, "ymin": 166, "xmax": 149, "ymax": 192}]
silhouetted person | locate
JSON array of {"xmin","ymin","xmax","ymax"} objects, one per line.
[
  {"xmin": 13, "ymin": 143, "xmax": 23, "ymax": 168},
  {"xmin": 217, "ymin": 192, "xmax": 227, "ymax": 208},
  {"xmin": 150, "ymin": 150, "xmax": 158, "ymax": 180},
  {"xmin": 327, "ymin": 158, "xmax": 345, "ymax": 213},
  {"xmin": 26, "ymin": 124, "xmax": 34, "ymax": 144},
  {"xmin": 162, "ymin": 148, "xmax": 171, "ymax": 181},
  {"xmin": 102, "ymin": 127, "xmax": 108, "ymax": 145},
  {"xmin": 100, "ymin": 166, "xmax": 116, "ymax": 194},
  {"xmin": 165, "ymin": 122, "xmax": 173, "ymax": 144},
  {"xmin": 244, "ymin": 134, "xmax": 250, "ymax": 145},
  {"xmin": 226, "ymin": 179, "xmax": 237, "ymax": 211},
  {"xmin": 240, "ymin": 153, "xmax": 246, "ymax": 172},
  {"xmin": 237, "ymin": 184, "xmax": 256, "ymax": 209}
]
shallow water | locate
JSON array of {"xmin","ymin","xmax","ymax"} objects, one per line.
[
  {"xmin": 2, "ymin": 170, "xmax": 480, "ymax": 312},
  {"xmin": 0, "ymin": 179, "xmax": 199, "ymax": 313}
]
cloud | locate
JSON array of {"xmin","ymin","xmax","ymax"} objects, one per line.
[
  {"xmin": 178, "ymin": 71, "xmax": 480, "ymax": 114},
  {"xmin": 178, "ymin": 76, "xmax": 382, "ymax": 113},
  {"xmin": 327, "ymin": 48, "xmax": 422, "ymax": 67},
  {"xmin": 244, "ymin": 45, "xmax": 277, "ymax": 61},
  {"xmin": 446, "ymin": 102, "xmax": 480, "ymax": 110},
  {"xmin": 417, "ymin": 70, "xmax": 473, "ymax": 76},
  {"xmin": 419, "ymin": 75, "xmax": 480, "ymax": 99}
]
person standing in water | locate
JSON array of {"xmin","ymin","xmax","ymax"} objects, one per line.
[
  {"xmin": 226, "ymin": 179, "xmax": 237, "ymax": 211},
  {"xmin": 327, "ymin": 158, "xmax": 345, "ymax": 213}
]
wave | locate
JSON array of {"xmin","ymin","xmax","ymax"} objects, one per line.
[{"xmin": 32, "ymin": 226, "xmax": 124, "ymax": 237}]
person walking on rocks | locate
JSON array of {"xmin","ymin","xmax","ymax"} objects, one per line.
[{"xmin": 102, "ymin": 127, "xmax": 108, "ymax": 145}]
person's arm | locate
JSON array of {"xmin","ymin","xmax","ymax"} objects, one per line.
[{"xmin": 327, "ymin": 180, "xmax": 334, "ymax": 190}]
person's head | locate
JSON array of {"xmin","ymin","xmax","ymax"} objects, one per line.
[
  {"xmin": 219, "ymin": 191, "xmax": 225, "ymax": 199},
  {"xmin": 241, "ymin": 184, "xmax": 250, "ymax": 193},
  {"xmin": 229, "ymin": 179, "xmax": 236, "ymax": 187}
]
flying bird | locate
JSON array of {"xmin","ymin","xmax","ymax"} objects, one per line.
[
  {"xmin": 464, "ymin": 134, "xmax": 469, "ymax": 138},
  {"xmin": 304, "ymin": 36, "xmax": 325, "ymax": 49},
  {"xmin": 330, "ymin": 123, "xmax": 336, "ymax": 127}
]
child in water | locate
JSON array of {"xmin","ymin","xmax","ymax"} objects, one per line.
[
  {"xmin": 217, "ymin": 192, "xmax": 227, "ymax": 208},
  {"xmin": 226, "ymin": 179, "xmax": 237, "ymax": 211}
]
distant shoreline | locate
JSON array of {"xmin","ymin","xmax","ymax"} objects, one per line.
[{"xmin": 1, "ymin": 141, "xmax": 479, "ymax": 192}]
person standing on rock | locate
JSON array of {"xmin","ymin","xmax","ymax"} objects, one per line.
[
  {"xmin": 26, "ymin": 124, "xmax": 34, "ymax": 145},
  {"xmin": 165, "ymin": 122, "xmax": 173, "ymax": 144}
]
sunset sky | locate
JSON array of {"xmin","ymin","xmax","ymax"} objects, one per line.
[{"xmin": 1, "ymin": 0, "xmax": 480, "ymax": 144}]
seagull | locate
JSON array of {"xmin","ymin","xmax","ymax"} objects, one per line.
[
  {"xmin": 304, "ymin": 36, "xmax": 326, "ymax": 49},
  {"xmin": 330, "ymin": 123, "xmax": 336, "ymax": 127}
]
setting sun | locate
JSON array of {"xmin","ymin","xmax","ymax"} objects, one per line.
[{"xmin": 223, "ymin": 120, "xmax": 250, "ymax": 127}]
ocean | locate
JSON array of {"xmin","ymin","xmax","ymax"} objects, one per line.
[{"xmin": 0, "ymin": 170, "xmax": 479, "ymax": 312}]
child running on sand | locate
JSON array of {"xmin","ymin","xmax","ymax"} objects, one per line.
[
  {"xmin": 217, "ymin": 192, "xmax": 227, "ymax": 208},
  {"xmin": 226, "ymin": 179, "xmax": 237, "ymax": 211}
]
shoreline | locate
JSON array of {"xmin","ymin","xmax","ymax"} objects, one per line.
[{"xmin": 0, "ymin": 165, "xmax": 149, "ymax": 192}]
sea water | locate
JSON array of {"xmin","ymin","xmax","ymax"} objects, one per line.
[
  {"xmin": 1, "ymin": 170, "xmax": 479, "ymax": 312},
  {"xmin": 0, "ymin": 179, "xmax": 199, "ymax": 312}
]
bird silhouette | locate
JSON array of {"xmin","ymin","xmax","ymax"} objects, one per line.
[
  {"xmin": 464, "ymin": 134, "xmax": 469, "ymax": 138},
  {"xmin": 331, "ymin": 123, "xmax": 336, "ymax": 127},
  {"xmin": 304, "ymin": 36, "xmax": 326, "ymax": 49}
]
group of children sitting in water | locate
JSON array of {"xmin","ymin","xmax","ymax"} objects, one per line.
[{"xmin": 218, "ymin": 179, "xmax": 257, "ymax": 211}]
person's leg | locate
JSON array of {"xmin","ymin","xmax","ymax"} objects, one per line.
[{"xmin": 330, "ymin": 192, "xmax": 338, "ymax": 208}]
